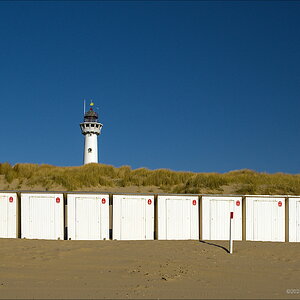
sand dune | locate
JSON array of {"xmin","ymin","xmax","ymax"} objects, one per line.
[{"xmin": 0, "ymin": 239, "xmax": 299, "ymax": 299}]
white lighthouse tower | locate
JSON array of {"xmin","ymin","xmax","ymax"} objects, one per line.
[{"xmin": 80, "ymin": 101, "xmax": 103, "ymax": 164}]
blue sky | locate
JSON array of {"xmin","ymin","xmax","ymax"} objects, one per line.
[{"xmin": 0, "ymin": 1, "xmax": 300, "ymax": 173}]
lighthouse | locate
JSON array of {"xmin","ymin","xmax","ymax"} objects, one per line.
[{"xmin": 80, "ymin": 101, "xmax": 103, "ymax": 164}]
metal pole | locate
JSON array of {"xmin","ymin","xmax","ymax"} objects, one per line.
[{"xmin": 229, "ymin": 212, "xmax": 233, "ymax": 254}]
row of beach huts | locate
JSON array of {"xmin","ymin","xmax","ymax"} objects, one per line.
[{"xmin": 0, "ymin": 191, "xmax": 299, "ymax": 242}]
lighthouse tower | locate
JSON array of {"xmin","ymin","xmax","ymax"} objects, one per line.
[{"xmin": 80, "ymin": 102, "xmax": 103, "ymax": 164}]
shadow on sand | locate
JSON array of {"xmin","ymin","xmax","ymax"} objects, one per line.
[{"xmin": 199, "ymin": 240, "xmax": 230, "ymax": 254}]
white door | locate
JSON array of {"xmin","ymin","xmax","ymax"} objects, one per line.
[
  {"xmin": 29, "ymin": 197, "xmax": 55, "ymax": 239},
  {"xmin": 209, "ymin": 200, "xmax": 234, "ymax": 240},
  {"xmin": 120, "ymin": 198, "xmax": 146, "ymax": 240},
  {"xmin": 0, "ymin": 196, "xmax": 8, "ymax": 237},
  {"xmin": 166, "ymin": 199, "xmax": 190, "ymax": 240},
  {"xmin": 75, "ymin": 197, "xmax": 100, "ymax": 240},
  {"xmin": 254, "ymin": 200, "xmax": 277, "ymax": 241},
  {"xmin": 297, "ymin": 201, "xmax": 300, "ymax": 242}
]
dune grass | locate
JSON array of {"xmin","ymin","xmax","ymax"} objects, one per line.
[{"xmin": 0, "ymin": 162, "xmax": 300, "ymax": 194}]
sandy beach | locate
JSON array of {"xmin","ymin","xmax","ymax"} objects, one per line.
[{"xmin": 0, "ymin": 239, "xmax": 299, "ymax": 299}]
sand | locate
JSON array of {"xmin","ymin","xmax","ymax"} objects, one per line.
[{"xmin": 0, "ymin": 239, "xmax": 299, "ymax": 299}]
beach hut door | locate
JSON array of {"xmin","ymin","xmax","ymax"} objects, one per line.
[{"xmin": 75, "ymin": 197, "xmax": 101, "ymax": 240}]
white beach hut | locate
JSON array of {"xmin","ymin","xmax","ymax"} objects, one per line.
[
  {"xmin": 288, "ymin": 197, "xmax": 300, "ymax": 242},
  {"xmin": 67, "ymin": 193, "xmax": 109, "ymax": 240},
  {"xmin": 246, "ymin": 196, "xmax": 285, "ymax": 242},
  {"xmin": 21, "ymin": 193, "xmax": 64, "ymax": 240},
  {"xmin": 0, "ymin": 192, "xmax": 18, "ymax": 238},
  {"xmin": 112, "ymin": 194, "xmax": 154, "ymax": 240},
  {"xmin": 202, "ymin": 196, "xmax": 243, "ymax": 240},
  {"xmin": 157, "ymin": 195, "xmax": 199, "ymax": 240}
]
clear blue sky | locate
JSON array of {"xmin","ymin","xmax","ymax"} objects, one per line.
[{"xmin": 0, "ymin": 1, "xmax": 299, "ymax": 173}]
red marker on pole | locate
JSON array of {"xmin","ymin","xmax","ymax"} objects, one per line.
[{"xmin": 229, "ymin": 212, "xmax": 234, "ymax": 254}]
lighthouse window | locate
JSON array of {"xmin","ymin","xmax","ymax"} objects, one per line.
[
  {"xmin": 96, "ymin": 125, "xmax": 99, "ymax": 128},
  {"xmin": 91, "ymin": 124, "xmax": 94, "ymax": 127},
  {"xmin": 88, "ymin": 148, "xmax": 92, "ymax": 153},
  {"xmin": 85, "ymin": 124, "xmax": 89, "ymax": 128}
]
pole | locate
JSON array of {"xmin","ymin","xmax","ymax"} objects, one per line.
[
  {"xmin": 229, "ymin": 211, "xmax": 233, "ymax": 254},
  {"xmin": 83, "ymin": 99, "xmax": 86, "ymax": 115}
]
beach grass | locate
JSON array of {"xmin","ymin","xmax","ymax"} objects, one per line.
[{"xmin": 1, "ymin": 162, "xmax": 300, "ymax": 194}]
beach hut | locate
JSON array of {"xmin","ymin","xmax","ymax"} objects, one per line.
[
  {"xmin": 0, "ymin": 192, "xmax": 18, "ymax": 238},
  {"xmin": 288, "ymin": 197, "xmax": 300, "ymax": 242},
  {"xmin": 157, "ymin": 195, "xmax": 199, "ymax": 240},
  {"xmin": 112, "ymin": 195, "xmax": 154, "ymax": 240},
  {"xmin": 202, "ymin": 196, "xmax": 243, "ymax": 240},
  {"xmin": 246, "ymin": 196, "xmax": 285, "ymax": 242},
  {"xmin": 21, "ymin": 192, "xmax": 64, "ymax": 240},
  {"xmin": 67, "ymin": 193, "xmax": 109, "ymax": 240}
]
